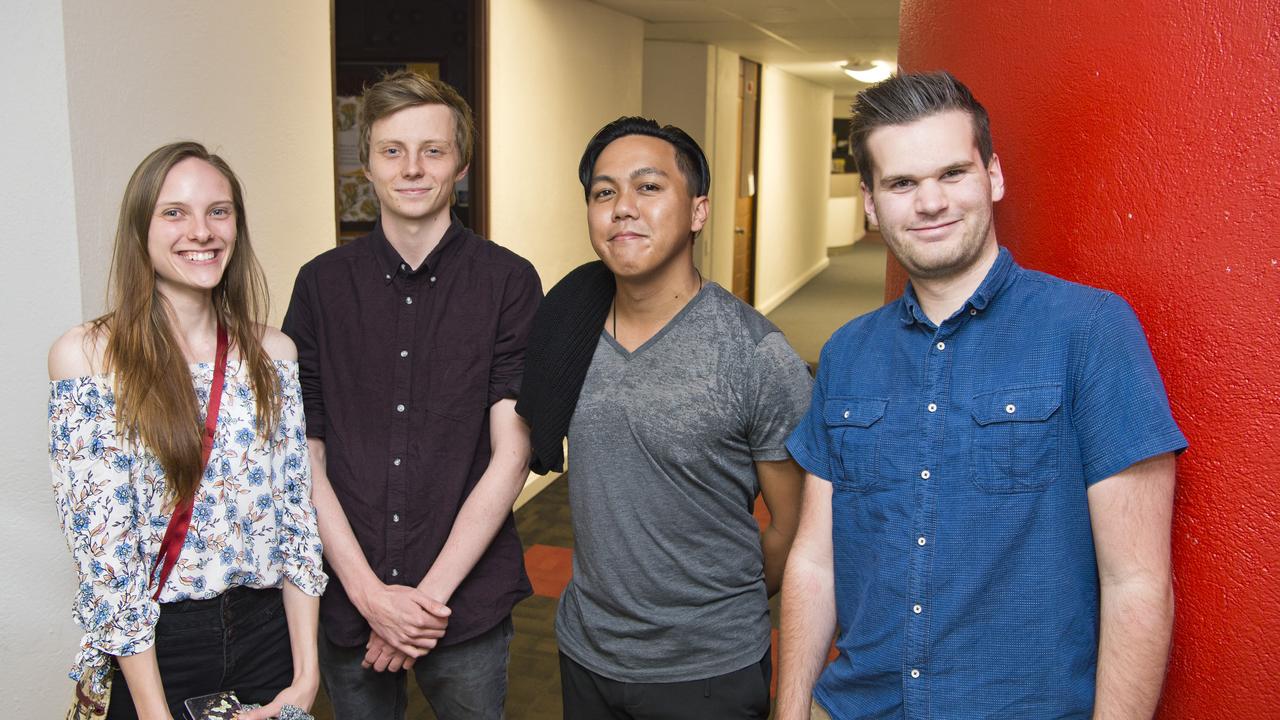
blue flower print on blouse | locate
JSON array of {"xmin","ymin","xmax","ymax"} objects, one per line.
[{"xmin": 49, "ymin": 360, "xmax": 327, "ymax": 695}]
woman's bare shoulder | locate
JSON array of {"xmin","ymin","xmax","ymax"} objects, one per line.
[
  {"xmin": 258, "ymin": 325, "xmax": 297, "ymax": 362},
  {"xmin": 48, "ymin": 323, "xmax": 108, "ymax": 380}
]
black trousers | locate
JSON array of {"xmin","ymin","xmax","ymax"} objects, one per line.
[
  {"xmin": 107, "ymin": 587, "xmax": 292, "ymax": 720},
  {"xmin": 559, "ymin": 649, "xmax": 772, "ymax": 720}
]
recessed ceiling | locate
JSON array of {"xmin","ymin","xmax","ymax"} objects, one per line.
[{"xmin": 588, "ymin": 0, "xmax": 899, "ymax": 100}]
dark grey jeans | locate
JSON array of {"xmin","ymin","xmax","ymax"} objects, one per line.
[{"xmin": 318, "ymin": 616, "xmax": 513, "ymax": 720}]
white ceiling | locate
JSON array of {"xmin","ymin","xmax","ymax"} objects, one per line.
[{"xmin": 589, "ymin": 0, "xmax": 899, "ymax": 99}]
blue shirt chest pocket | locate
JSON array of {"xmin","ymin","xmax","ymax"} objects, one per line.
[
  {"xmin": 824, "ymin": 397, "xmax": 887, "ymax": 492},
  {"xmin": 969, "ymin": 384, "xmax": 1062, "ymax": 493}
]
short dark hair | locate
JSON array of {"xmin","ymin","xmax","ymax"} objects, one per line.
[
  {"xmin": 850, "ymin": 70, "xmax": 993, "ymax": 184},
  {"xmin": 578, "ymin": 116, "xmax": 710, "ymax": 200}
]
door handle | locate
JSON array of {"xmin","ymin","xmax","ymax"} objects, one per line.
[{"xmin": 734, "ymin": 227, "xmax": 746, "ymax": 235}]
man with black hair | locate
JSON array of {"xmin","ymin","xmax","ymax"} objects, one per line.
[
  {"xmin": 518, "ymin": 117, "xmax": 812, "ymax": 719},
  {"xmin": 776, "ymin": 71, "xmax": 1185, "ymax": 720}
]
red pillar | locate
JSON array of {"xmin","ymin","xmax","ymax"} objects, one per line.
[{"xmin": 888, "ymin": 1, "xmax": 1280, "ymax": 714}]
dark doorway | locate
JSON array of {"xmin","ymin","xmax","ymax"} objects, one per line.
[{"xmin": 333, "ymin": 0, "xmax": 488, "ymax": 242}]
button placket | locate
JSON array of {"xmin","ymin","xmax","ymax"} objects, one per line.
[
  {"xmin": 386, "ymin": 272, "xmax": 420, "ymax": 585},
  {"xmin": 905, "ymin": 329, "xmax": 951, "ymax": 717}
]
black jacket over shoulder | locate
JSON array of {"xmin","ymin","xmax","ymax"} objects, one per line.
[{"xmin": 516, "ymin": 261, "xmax": 614, "ymax": 475}]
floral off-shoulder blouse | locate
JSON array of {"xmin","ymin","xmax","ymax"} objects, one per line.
[{"xmin": 48, "ymin": 360, "xmax": 328, "ymax": 694}]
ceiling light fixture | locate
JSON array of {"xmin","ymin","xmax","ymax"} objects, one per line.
[{"xmin": 841, "ymin": 59, "xmax": 895, "ymax": 84}]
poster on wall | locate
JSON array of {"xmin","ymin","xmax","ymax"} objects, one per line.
[{"xmin": 335, "ymin": 61, "xmax": 442, "ymax": 242}]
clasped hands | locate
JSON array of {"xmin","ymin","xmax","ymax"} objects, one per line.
[{"xmin": 359, "ymin": 583, "xmax": 451, "ymax": 672}]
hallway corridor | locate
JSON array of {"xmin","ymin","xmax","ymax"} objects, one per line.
[{"xmin": 766, "ymin": 236, "xmax": 888, "ymax": 368}]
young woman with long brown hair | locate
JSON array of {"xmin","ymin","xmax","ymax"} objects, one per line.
[{"xmin": 48, "ymin": 142, "xmax": 326, "ymax": 720}]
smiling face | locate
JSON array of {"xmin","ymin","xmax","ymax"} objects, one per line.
[
  {"xmin": 863, "ymin": 109, "xmax": 1005, "ymax": 281},
  {"xmin": 365, "ymin": 103, "xmax": 469, "ymax": 230},
  {"xmin": 586, "ymin": 134, "xmax": 708, "ymax": 284},
  {"xmin": 147, "ymin": 157, "xmax": 237, "ymax": 300}
]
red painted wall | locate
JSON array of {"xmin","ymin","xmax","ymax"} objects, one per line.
[{"xmin": 892, "ymin": 0, "xmax": 1280, "ymax": 715}]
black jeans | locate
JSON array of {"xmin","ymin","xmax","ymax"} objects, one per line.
[
  {"xmin": 107, "ymin": 587, "xmax": 292, "ymax": 720},
  {"xmin": 559, "ymin": 648, "xmax": 772, "ymax": 720}
]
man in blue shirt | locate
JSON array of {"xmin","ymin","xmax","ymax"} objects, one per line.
[{"xmin": 776, "ymin": 71, "xmax": 1186, "ymax": 720}]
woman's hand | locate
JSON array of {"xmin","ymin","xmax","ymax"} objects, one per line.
[{"xmin": 234, "ymin": 674, "xmax": 318, "ymax": 720}]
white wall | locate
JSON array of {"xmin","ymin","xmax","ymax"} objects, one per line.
[
  {"xmin": 488, "ymin": 0, "xmax": 644, "ymax": 287},
  {"xmin": 828, "ymin": 173, "xmax": 866, "ymax": 248},
  {"xmin": 0, "ymin": 4, "xmax": 87, "ymax": 715},
  {"xmin": 642, "ymin": 41, "xmax": 718, "ymax": 274},
  {"xmin": 62, "ymin": 0, "xmax": 336, "ymax": 325},
  {"xmin": 834, "ymin": 94, "xmax": 855, "ymax": 120},
  {"xmin": 1, "ymin": 3, "xmax": 334, "ymax": 714},
  {"xmin": 755, "ymin": 67, "xmax": 833, "ymax": 313},
  {"xmin": 642, "ymin": 41, "xmax": 714, "ymax": 148}
]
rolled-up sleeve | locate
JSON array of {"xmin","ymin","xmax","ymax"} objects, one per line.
[
  {"xmin": 488, "ymin": 263, "xmax": 543, "ymax": 405},
  {"xmin": 273, "ymin": 365, "xmax": 328, "ymax": 596},
  {"xmin": 49, "ymin": 379, "xmax": 160, "ymax": 695}
]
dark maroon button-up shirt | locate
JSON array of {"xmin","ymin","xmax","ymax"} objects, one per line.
[{"xmin": 282, "ymin": 217, "xmax": 541, "ymax": 648}]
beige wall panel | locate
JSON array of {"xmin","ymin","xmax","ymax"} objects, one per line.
[
  {"xmin": 755, "ymin": 66, "xmax": 833, "ymax": 313},
  {"xmin": 62, "ymin": 0, "xmax": 336, "ymax": 325},
  {"xmin": 489, "ymin": 0, "xmax": 645, "ymax": 287}
]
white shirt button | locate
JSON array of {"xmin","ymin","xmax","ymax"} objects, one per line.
[
  {"xmin": 843, "ymin": 410, "xmax": 850, "ymax": 419},
  {"xmin": 396, "ymin": 404, "xmax": 405, "ymax": 413},
  {"xmin": 970, "ymin": 308, "xmax": 977, "ymax": 315},
  {"xmin": 920, "ymin": 469, "xmax": 931, "ymax": 480},
  {"xmin": 392, "ymin": 514, "xmax": 400, "ymax": 523},
  {"xmin": 910, "ymin": 669, "xmax": 920, "ymax": 679},
  {"xmin": 429, "ymin": 276, "xmax": 437, "ymax": 283},
  {"xmin": 400, "ymin": 350, "xmax": 409, "ymax": 358},
  {"xmin": 393, "ymin": 457, "xmax": 401, "ymax": 466},
  {"xmin": 391, "ymin": 568, "xmax": 398, "ymax": 577},
  {"xmin": 936, "ymin": 341, "xmax": 946, "ymax": 351},
  {"xmin": 400, "ymin": 263, "xmax": 407, "ymax": 271},
  {"xmin": 405, "ymin": 296, "xmax": 413, "ymax": 305},
  {"xmin": 917, "ymin": 536, "xmax": 927, "ymax": 546},
  {"xmin": 1006, "ymin": 403, "xmax": 1016, "ymax": 414},
  {"xmin": 913, "ymin": 604, "xmax": 922, "ymax": 614},
  {"xmin": 385, "ymin": 273, "xmax": 391, "ymax": 280},
  {"xmin": 927, "ymin": 403, "xmax": 937, "ymax": 413}
]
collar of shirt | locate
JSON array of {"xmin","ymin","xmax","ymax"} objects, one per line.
[
  {"xmin": 899, "ymin": 246, "xmax": 1017, "ymax": 328},
  {"xmin": 372, "ymin": 212, "xmax": 467, "ymax": 285}
]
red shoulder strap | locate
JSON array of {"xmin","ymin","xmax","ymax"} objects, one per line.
[{"xmin": 150, "ymin": 322, "xmax": 229, "ymax": 600}]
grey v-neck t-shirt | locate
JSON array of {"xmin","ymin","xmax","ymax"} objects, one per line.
[{"xmin": 556, "ymin": 282, "xmax": 813, "ymax": 682}]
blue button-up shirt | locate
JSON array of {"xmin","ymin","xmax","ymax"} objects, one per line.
[{"xmin": 786, "ymin": 248, "xmax": 1186, "ymax": 719}]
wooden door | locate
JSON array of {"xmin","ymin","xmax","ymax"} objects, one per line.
[{"xmin": 732, "ymin": 58, "xmax": 761, "ymax": 304}]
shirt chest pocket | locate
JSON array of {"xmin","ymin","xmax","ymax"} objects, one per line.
[
  {"xmin": 824, "ymin": 397, "xmax": 887, "ymax": 492},
  {"xmin": 969, "ymin": 384, "xmax": 1062, "ymax": 493}
]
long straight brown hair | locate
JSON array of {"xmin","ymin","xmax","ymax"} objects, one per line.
[{"xmin": 92, "ymin": 142, "xmax": 280, "ymax": 504}]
